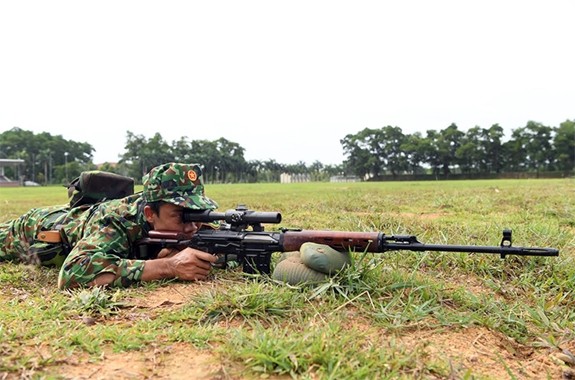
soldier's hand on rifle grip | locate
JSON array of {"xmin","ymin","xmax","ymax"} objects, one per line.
[
  {"xmin": 157, "ymin": 245, "xmax": 187, "ymax": 258},
  {"xmin": 168, "ymin": 247, "xmax": 217, "ymax": 281}
]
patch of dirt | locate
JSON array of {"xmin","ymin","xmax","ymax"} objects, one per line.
[
  {"xmin": 396, "ymin": 326, "xmax": 566, "ymax": 379},
  {"xmin": 435, "ymin": 272, "xmax": 506, "ymax": 302},
  {"xmin": 129, "ymin": 282, "xmax": 211, "ymax": 309},
  {"xmin": 53, "ymin": 343, "xmax": 230, "ymax": 380}
]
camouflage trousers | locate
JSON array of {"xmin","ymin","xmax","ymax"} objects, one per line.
[{"xmin": 0, "ymin": 205, "xmax": 70, "ymax": 267}]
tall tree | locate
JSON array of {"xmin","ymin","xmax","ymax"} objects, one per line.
[
  {"xmin": 553, "ymin": 119, "xmax": 575, "ymax": 173},
  {"xmin": 188, "ymin": 139, "xmax": 219, "ymax": 182},
  {"xmin": 375, "ymin": 126, "xmax": 408, "ymax": 177},
  {"xmin": 502, "ymin": 127, "xmax": 528, "ymax": 172},
  {"xmin": 437, "ymin": 123, "xmax": 464, "ymax": 176},
  {"xmin": 121, "ymin": 132, "xmax": 151, "ymax": 179},
  {"xmin": 214, "ymin": 137, "xmax": 247, "ymax": 182},
  {"xmin": 482, "ymin": 124, "xmax": 505, "ymax": 173},
  {"xmin": 341, "ymin": 129, "xmax": 378, "ymax": 179},
  {"xmin": 422, "ymin": 129, "xmax": 442, "ymax": 177},
  {"xmin": 262, "ymin": 159, "xmax": 284, "ymax": 182},
  {"xmin": 171, "ymin": 137, "xmax": 193, "ymax": 162},
  {"xmin": 456, "ymin": 126, "xmax": 483, "ymax": 174},
  {"xmin": 401, "ymin": 132, "xmax": 426, "ymax": 175},
  {"xmin": 120, "ymin": 131, "xmax": 174, "ymax": 180},
  {"xmin": 523, "ymin": 121, "xmax": 555, "ymax": 174}
]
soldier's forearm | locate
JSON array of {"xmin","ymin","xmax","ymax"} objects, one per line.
[{"xmin": 141, "ymin": 258, "xmax": 175, "ymax": 281}]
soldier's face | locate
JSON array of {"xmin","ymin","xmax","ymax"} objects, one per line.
[{"xmin": 144, "ymin": 203, "xmax": 201, "ymax": 234}]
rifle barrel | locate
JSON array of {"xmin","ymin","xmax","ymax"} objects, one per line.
[
  {"xmin": 281, "ymin": 230, "xmax": 559, "ymax": 258},
  {"xmin": 381, "ymin": 242, "xmax": 559, "ymax": 257}
]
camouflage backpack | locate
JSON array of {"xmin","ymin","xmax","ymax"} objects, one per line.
[{"xmin": 67, "ymin": 170, "xmax": 135, "ymax": 208}]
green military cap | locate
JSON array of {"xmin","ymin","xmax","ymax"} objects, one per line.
[{"xmin": 142, "ymin": 163, "xmax": 218, "ymax": 210}]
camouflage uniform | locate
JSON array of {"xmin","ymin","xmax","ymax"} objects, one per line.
[{"xmin": 0, "ymin": 163, "xmax": 218, "ymax": 289}]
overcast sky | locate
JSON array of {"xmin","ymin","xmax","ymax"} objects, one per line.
[{"xmin": 1, "ymin": 1, "xmax": 573, "ymax": 165}]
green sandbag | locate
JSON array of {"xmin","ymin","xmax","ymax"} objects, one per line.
[
  {"xmin": 300, "ymin": 242, "xmax": 351, "ymax": 275},
  {"xmin": 277, "ymin": 250, "xmax": 301, "ymax": 263},
  {"xmin": 272, "ymin": 253, "xmax": 328, "ymax": 285}
]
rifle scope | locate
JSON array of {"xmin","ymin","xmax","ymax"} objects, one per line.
[{"xmin": 183, "ymin": 208, "xmax": 282, "ymax": 225}]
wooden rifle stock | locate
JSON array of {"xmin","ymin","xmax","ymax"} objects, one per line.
[{"xmin": 281, "ymin": 230, "xmax": 381, "ymax": 252}]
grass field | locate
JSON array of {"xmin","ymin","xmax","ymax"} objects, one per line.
[{"xmin": 1, "ymin": 179, "xmax": 574, "ymax": 379}]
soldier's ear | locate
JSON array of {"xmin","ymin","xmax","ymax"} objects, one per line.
[{"xmin": 143, "ymin": 205, "xmax": 157, "ymax": 223}]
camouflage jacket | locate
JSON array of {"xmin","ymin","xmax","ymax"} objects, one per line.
[{"xmin": 0, "ymin": 194, "xmax": 148, "ymax": 289}]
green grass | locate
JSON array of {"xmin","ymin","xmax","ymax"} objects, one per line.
[{"xmin": 0, "ymin": 178, "xmax": 574, "ymax": 379}]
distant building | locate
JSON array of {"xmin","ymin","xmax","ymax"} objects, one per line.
[
  {"xmin": 280, "ymin": 173, "xmax": 311, "ymax": 183},
  {"xmin": 0, "ymin": 159, "xmax": 25, "ymax": 187},
  {"xmin": 329, "ymin": 175, "xmax": 360, "ymax": 183}
]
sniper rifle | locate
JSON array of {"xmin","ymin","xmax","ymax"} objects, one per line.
[{"xmin": 133, "ymin": 205, "xmax": 559, "ymax": 275}]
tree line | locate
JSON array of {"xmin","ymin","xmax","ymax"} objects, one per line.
[
  {"xmin": 117, "ymin": 131, "xmax": 344, "ymax": 183},
  {"xmin": 0, "ymin": 128, "xmax": 343, "ymax": 184},
  {"xmin": 0, "ymin": 119, "xmax": 573, "ymax": 185},
  {"xmin": 342, "ymin": 120, "xmax": 574, "ymax": 179}
]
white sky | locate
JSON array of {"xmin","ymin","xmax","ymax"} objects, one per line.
[{"xmin": 1, "ymin": 1, "xmax": 573, "ymax": 165}]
